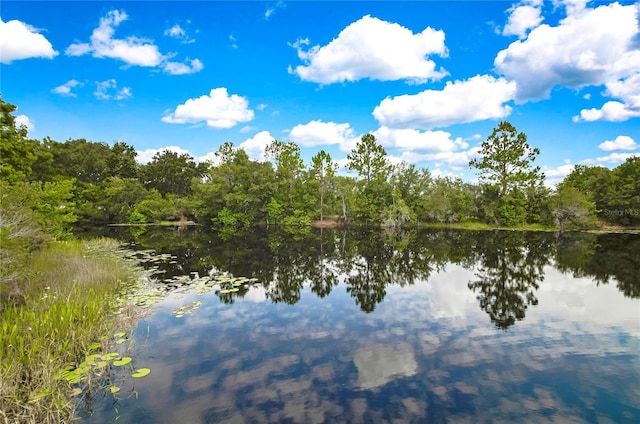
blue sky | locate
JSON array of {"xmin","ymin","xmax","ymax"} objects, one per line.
[{"xmin": 2, "ymin": 0, "xmax": 639, "ymax": 184}]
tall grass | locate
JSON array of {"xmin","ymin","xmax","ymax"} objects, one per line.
[{"xmin": 0, "ymin": 239, "xmax": 139, "ymax": 424}]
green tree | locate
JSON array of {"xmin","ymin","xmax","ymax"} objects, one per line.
[
  {"xmin": 30, "ymin": 179, "xmax": 77, "ymax": 239},
  {"xmin": 106, "ymin": 141, "xmax": 138, "ymax": 179},
  {"xmin": 419, "ymin": 177, "xmax": 474, "ymax": 224},
  {"xmin": 129, "ymin": 190, "xmax": 177, "ymax": 223},
  {"xmin": 0, "ymin": 97, "xmax": 37, "ymax": 184},
  {"xmin": 470, "ymin": 122, "xmax": 544, "ymax": 226},
  {"xmin": 550, "ymin": 186, "xmax": 598, "ymax": 231},
  {"xmin": 558, "ymin": 164, "xmax": 611, "ymax": 217},
  {"xmin": 347, "ymin": 134, "xmax": 392, "ymax": 222},
  {"xmin": 390, "ymin": 162, "xmax": 431, "ymax": 214},
  {"xmin": 347, "ymin": 133, "xmax": 391, "ymax": 185},
  {"xmin": 192, "ymin": 147, "xmax": 275, "ymax": 226},
  {"xmin": 606, "ymin": 157, "xmax": 640, "ymax": 226},
  {"xmin": 141, "ymin": 150, "xmax": 204, "ymax": 196},
  {"xmin": 310, "ymin": 150, "xmax": 337, "ymax": 221},
  {"xmin": 265, "ymin": 140, "xmax": 305, "ymax": 215}
]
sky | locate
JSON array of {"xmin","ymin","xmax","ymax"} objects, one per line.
[{"xmin": 1, "ymin": 0, "xmax": 639, "ymax": 185}]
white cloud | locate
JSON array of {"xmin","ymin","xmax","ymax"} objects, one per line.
[
  {"xmin": 197, "ymin": 151, "xmax": 220, "ymax": 165},
  {"xmin": 429, "ymin": 167, "xmax": 460, "ymax": 179},
  {"xmin": 583, "ymin": 152, "xmax": 640, "ymax": 165},
  {"xmin": 239, "ymin": 131, "xmax": 275, "ymax": 161},
  {"xmin": 390, "ymin": 146, "xmax": 481, "ymax": 170},
  {"xmin": 229, "ymin": 34, "xmax": 238, "ymax": 49},
  {"xmin": 0, "ymin": 18, "xmax": 58, "ymax": 63},
  {"xmin": 543, "ymin": 160, "xmax": 575, "ymax": 187},
  {"xmin": 162, "ymin": 88, "xmax": 254, "ymax": 129},
  {"xmin": 136, "ymin": 146, "xmax": 193, "ymax": 164},
  {"xmin": 373, "ymin": 75, "xmax": 516, "ymax": 129},
  {"xmin": 66, "ymin": 10, "xmax": 163, "ymax": 66},
  {"xmin": 164, "ymin": 24, "xmax": 195, "ymax": 43},
  {"xmin": 94, "ymin": 79, "xmax": 132, "ymax": 100},
  {"xmin": 15, "ymin": 114, "xmax": 34, "ymax": 134},
  {"xmin": 574, "ymin": 74, "xmax": 640, "ymax": 122},
  {"xmin": 291, "ymin": 15, "xmax": 448, "ymax": 84},
  {"xmin": 65, "ymin": 10, "xmax": 203, "ymax": 74},
  {"xmin": 495, "ymin": 2, "xmax": 640, "ymax": 102},
  {"xmin": 265, "ymin": 1, "xmax": 286, "ymax": 20},
  {"xmin": 162, "ymin": 58, "xmax": 204, "ymax": 75},
  {"xmin": 598, "ymin": 135, "xmax": 638, "ymax": 152},
  {"xmin": 373, "ymin": 126, "xmax": 468, "ymax": 153},
  {"xmin": 575, "ymin": 101, "xmax": 640, "ymax": 122},
  {"xmin": 51, "ymin": 79, "xmax": 83, "ymax": 97},
  {"xmin": 502, "ymin": 2, "xmax": 543, "ymax": 39},
  {"xmin": 288, "ymin": 120, "xmax": 359, "ymax": 148},
  {"xmin": 239, "ymin": 125, "xmax": 258, "ymax": 134}
]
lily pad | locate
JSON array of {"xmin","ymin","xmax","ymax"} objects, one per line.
[
  {"xmin": 101, "ymin": 352, "xmax": 120, "ymax": 361},
  {"xmin": 88, "ymin": 342, "xmax": 102, "ymax": 351},
  {"xmin": 109, "ymin": 386, "xmax": 121, "ymax": 394},
  {"xmin": 131, "ymin": 368, "xmax": 151, "ymax": 378},
  {"xmin": 113, "ymin": 331, "xmax": 126, "ymax": 338},
  {"xmin": 70, "ymin": 387, "xmax": 83, "ymax": 397},
  {"xmin": 112, "ymin": 357, "xmax": 132, "ymax": 367}
]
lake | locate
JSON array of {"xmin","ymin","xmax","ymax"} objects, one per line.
[{"xmin": 77, "ymin": 227, "xmax": 639, "ymax": 423}]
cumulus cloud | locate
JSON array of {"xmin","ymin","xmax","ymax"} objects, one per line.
[
  {"xmin": 392, "ymin": 146, "xmax": 482, "ymax": 170},
  {"xmin": 583, "ymin": 152, "xmax": 640, "ymax": 165},
  {"xmin": 574, "ymin": 101, "xmax": 640, "ymax": 122},
  {"xmin": 94, "ymin": 79, "xmax": 132, "ymax": 100},
  {"xmin": 290, "ymin": 15, "xmax": 448, "ymax": 84},
  {"xmin": 136, "ymin": 145, "xmax": 193, "ymax": 164},
  {"xmin": 51, "ymin": 79, "xmax": 83, "ymax": 97},
  {"xmin": 495, "ymin": 2, "xmax": 640, "ymax": 102},
  {"xmin": 239, "ymin": 131, "xmax": 275, "ymax": 161},
  {"xmin": 598, "ymin": 135, "xmax": 638, "ymax": 152},
  {"xmin": 66, "ymin": 10, "xmax": 203, "ymax": 74},
  {"xmin": 543, "ymin": 160, "xmax": 575, "ymax": 187},
  {"xmin": 162, "ymin": 88, "xmax": 254, "ymax": 129},
  {"xmin": 0, "ymin": 18, "xmax": 58, "ymax": 63},
  {"xmin": 197, "ymin": 151, "xmax": 220, "ymax": 165},
  {"xmin": 502, "ymin": 1, "xmax": 543, "ymax": 39},
  {"xmin": 162, "ymin": 58, "xmax": 203, "ymax": 75},
  {"xmin": 15, "ymin": 114, "xmax": 34, "ymax": 134},
  {"xmin": 574, "ymin": 74, "xmax": 640, "ymax": 122},
  {"xmin": 373, "ymin": 126, "xmax": 468, "ymax": 152},
  {"xmin": 373, "ymin": 75, "xmax": 516, "ymax": 129},
  {"xmin": 289, "ymin": 120, "xmax": 359, "ymax": 148}
]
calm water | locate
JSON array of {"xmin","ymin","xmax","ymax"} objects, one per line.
[{"xmin": 78, "ymin": 228, "xmax": 639, "ymax": 423}]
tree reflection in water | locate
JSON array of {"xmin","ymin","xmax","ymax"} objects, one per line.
[
  {"xmin": 467, "ymin": 232, "xmax": 550, "ymax": 329},
  {"xmin": 116, "ymin": 226, "xmax": 639, "ymax": 327}
]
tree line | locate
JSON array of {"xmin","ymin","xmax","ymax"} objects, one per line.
[{"xmin": 2, "ymin": 96, "xmax": 639, "ymax": 243}]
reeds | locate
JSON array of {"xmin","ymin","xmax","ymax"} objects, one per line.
[{"xmin": 0, "ymin": 239, "xmax": 139, "ymax": 424}]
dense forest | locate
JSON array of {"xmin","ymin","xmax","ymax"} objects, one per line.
[{"xmin": 2, "ymin": 96, "xmax": 639, "ymax": 247}]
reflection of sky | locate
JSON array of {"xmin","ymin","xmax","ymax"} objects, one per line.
[{"xmin": 79, "ymin": 262, "xmax": 640, "ymax": 424}]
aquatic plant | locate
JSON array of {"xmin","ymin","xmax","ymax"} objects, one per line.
[{"xmin": 0, "ymin": 239, "xmax": 142, "ymax": 423}]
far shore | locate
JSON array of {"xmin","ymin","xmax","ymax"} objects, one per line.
[{"xmin": 107, "ymin": 219, "xmax": 640, "ymax": 234}]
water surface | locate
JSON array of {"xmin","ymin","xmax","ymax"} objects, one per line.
[{"xmin": 78, "ymin": 228, "xmax": 640, "ymax": 423}]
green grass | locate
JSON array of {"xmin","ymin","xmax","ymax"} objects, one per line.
[{"xmin": 0, "ymin": 239, "xmax": 140, "ymax": 424}]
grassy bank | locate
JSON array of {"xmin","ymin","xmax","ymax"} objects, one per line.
[
  {"xmin": 416, "ymin": 221, "xmax": 640, "ymax": 233},
  {"xmin": 0, "ymin": 239, "xmax": 140, "ymax": 424},
  {"xmin": 417, "ymin": 221, "xmax": 557, "ymax": 231}
]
